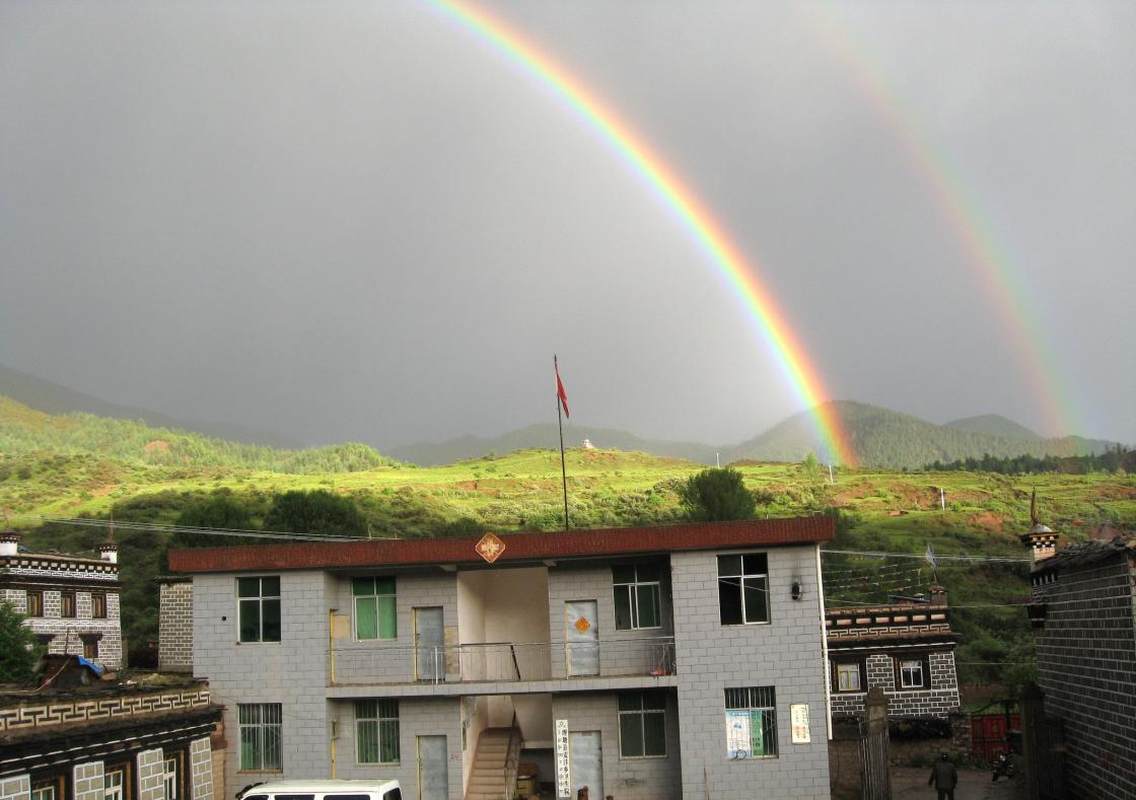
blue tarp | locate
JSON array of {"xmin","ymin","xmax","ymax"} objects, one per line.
[{"xmin": 77, "ymin": 656, "xmax": 105, "ymax": 676}]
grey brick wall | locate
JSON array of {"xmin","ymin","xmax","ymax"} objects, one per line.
[
  {"xmin": 72, "ymin": 761, "xmax": 105, "ymax": 800},
  {"xmin": 5, "ymin": 587, "xmax": 122, "ymax": 669},
  {"xmin": 0, "ymin": 775, "xmax": 29, "ymax": 800},
  {"xmin": 137, "ymin": 749, "xmax": 165, "ymax": 800},
  {"xmin": 331, "ymin": 697, "xmax": 462, "ymax": 800},
  {"xmin": 551, "ymin": 690, "xmax": 681, "ymax": 800},
  {"xmin": 1036, "ymin": 556, "xmax": 1136, "ymax": 800},
  {"xmin": 160, "ymin": 582, "xmax": 194, "ymax": 673},
  {"xmin": 193, "ymin": 571, "xmax": 333, "ymax": 799},
  {"xmin": 189, "ymin": 737, "xmax": 213, "ymax": 800},
  {"xmin": 546, "ymin": 562, "xmax": 674, "ymax": 679},
  {"xmin": 829, "ymin": 651, "xmax": 960, "ymax": 718},
  {"xmin": 670, "ymin": 545, "xmax": 830, "ymax": 800}
]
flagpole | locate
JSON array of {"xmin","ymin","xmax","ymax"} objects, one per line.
[{"xmin": 556, "ymin": 356, "xmax": 569, "ymax": 530}]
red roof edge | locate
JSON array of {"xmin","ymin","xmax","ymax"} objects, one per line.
[{"xmin": 168, "ymin": 516, "xmax": 834, "ymax": 574}]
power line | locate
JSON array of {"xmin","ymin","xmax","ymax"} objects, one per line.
[
  {"xmin": 821, "ymin": 548, "xmax": 1029, "ymax": 564},
  {"xmin": 39, "ymin": 517, "xmax": 368, "ymax": 542}
]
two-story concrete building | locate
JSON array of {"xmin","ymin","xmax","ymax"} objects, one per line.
[
  {"xmin": 0, "ymin": 531, "xmax": 122, "ymax": 670},
  {"xmin": 168, "ymin": 516, "xmax": 835, "ymax": 800}
]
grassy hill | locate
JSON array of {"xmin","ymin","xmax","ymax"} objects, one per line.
[
  {"xmin": 2, "ymin": 396, "xmax": 1133, "ymax": 685},
  {"xmin": 945, "ymin": 414, "xmax": 1040, "ymax": 440}
]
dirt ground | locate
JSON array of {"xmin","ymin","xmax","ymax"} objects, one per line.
[{"xmin": 891, "ymin": 766, "xmax": 1023, "ymax": 799}]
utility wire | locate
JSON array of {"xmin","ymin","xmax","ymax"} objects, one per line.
[
  {"xmin": 821, "ymin": 548, "xmax": 1029, "ymax": 564},
  {"xmin": 39, "ymin": 516, "xmax": 369, "ymax": 542}
]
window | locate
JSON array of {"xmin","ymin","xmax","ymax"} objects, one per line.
[
  {"xmin": 717, "ymin": 554, "xmax": 769, "ymax": 625},
  {"xmin": 82, "ymin": 634, "xmax": 101, "ymax": 660},
  {"xmin": 61, "ymin": 591, "xmax": 77, "ymax": 618},
  {"xmin": 897, "ymin": 657, "xmax": 925, "ymax": 689},
  {"xmin": 238, "ymin": 577, "xmax": 281, "ymax": 643},
  {"xmin": 92, "ymin": 593, "xmax": 107, "ymax": 618},
  {"xmin": 104, "ymin": 768, "xmax": 126, "ymax": 800},
  {"xmin": 618, "ymin": 692, "xmax": 667, "ymax": 758},
  {"xmin": 612, "ymin": 565, "xmax": 662, "ymax": 630},
  {"xmin": 834, "ymin": 661, "xmax": 863, "ymax": 693},
  {"xmin": 31, "ymin": 782, "xmax": 56, "ymax": 800},
  {"xmin": 355, "ymin": 699, "xmax": 400, "ymax": 764},
  {"xmin": 352, "ymin": 577, "xmax": 396, "ymax": 640},
  {"xmin": 27, "ymin": 590, "xmax": 44, "ymax": 617},
  {"xmin": 163, "ymin": 757, "xmax": 178, "ymax": 800},
  {"xmin": 238, "ymin": 703, "xmax": 283, "ymax": 771},
  {"xmin": 383, "ymin": 792, "xmax": 402, "ymax": 800},
  {"xmin": 724, "ymin": 686, "xmax": 777, "ymax": 758}
]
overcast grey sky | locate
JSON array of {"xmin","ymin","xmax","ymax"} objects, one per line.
[{"xmin": 1, "ymin": 0, "xmax": 1132, "ymax": 448}]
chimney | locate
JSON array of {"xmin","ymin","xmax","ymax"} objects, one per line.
[
  {"xmin": 98, "ymin": 522, "xmax": 118, "ymax": 563},
  {"xmin": 929, "ymin": 584, "xmax": 947, "ymax": 606},
  {"xmin": 0, "ymin": 530, "xmax": 20, "ymax": 557},
  {"xmin": 1020, "ymin": 490, "xmax": 1057, "ymax": 564}
]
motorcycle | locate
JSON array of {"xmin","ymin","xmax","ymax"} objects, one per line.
[{"xmin": 992, "ymin": 750, "xmax": 1017, "ymax": 782}]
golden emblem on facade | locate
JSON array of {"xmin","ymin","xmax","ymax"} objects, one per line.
[{"xmin": 475, "ymin": 532, "xmax": 506, "ymax": 564}]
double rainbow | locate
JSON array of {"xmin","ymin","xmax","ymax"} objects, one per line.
[{"xmin": 428, "ymin": 0, "xmax": 857, "ymax": 466}]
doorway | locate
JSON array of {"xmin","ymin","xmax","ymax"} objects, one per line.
[
  {"xmin": 417, "ymin": 735, "xmax": 449, "ymax": 800},
  {"xmin": 564, "ymin": 600, "xmax": 599, "ymax": 677},
  {"xmin": 569, "ymin": 731, "xmax": 604, "ymax": 800},
  {"xmin": 414, "ymin": 607, "xmax": 444, "ymax": 682}
]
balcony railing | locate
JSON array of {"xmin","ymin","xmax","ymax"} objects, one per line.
[{"xmin": 329, "ymin": 637, "xmax": 676, "ymax": 686}]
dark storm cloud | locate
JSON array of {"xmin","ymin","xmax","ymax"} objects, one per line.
[{"xmin": 1, "ymin": 0, "xmax": 1132, "ymax": 447}]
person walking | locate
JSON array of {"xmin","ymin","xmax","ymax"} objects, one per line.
[{"xmin": 928, "ymin": 752, "xmax": 959, "ymax": 800}]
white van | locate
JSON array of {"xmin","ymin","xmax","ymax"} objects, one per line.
[{"xmin": 238, "ymin": 780, "xmax": 401, "ymax": 800}]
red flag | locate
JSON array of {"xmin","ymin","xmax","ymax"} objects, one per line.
[{"xmin": 554, "ymin": 355, "xmax": 570, "ymax": 418}]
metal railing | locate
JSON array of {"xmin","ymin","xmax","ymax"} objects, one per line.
[
  {"xmin": 503, "ymin": 712, "xmax": 521, "ymax": 800},
  {"xmin": 328, "ymin": 637, "xmax": 676, "ymax": 686}
]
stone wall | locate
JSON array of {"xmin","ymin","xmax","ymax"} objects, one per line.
[
  {"xmin": 189, "ymin": 736, "xmax": 213, "ymax": 800},
  {"xmin": 0, "ymin": 685, "xmax": 211, "ymax": 733},
  {"xmin": 72, "ymin": 761, "xmax": 105, "ymax": 800},
  {"xmin": 3, "ymin": 586, "xmax": 122, "ymax": 670},
  {"xmin": 830, "ymin": 651, "xmax": 960, "ymax": 719},
  {"xmin": 136, "ymin": 748, "xmax": 166, "ymax": 800},
  {"xmin": 1035, "ymin": 555, "xmax": 1136, "ymax": 800},
  {"xmin": 159, "ymin": 581, "xmax": 194, "ymax": 673}
]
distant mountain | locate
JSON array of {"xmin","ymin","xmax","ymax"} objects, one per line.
[
  {"xmin": 0, "ymin": 363, "xmax": 299, "ymax": 447},
  {"xmin": 389, "ymin": 423, "xmax": 718, "ymax": 466},
  {"xmin": 945, "ymin": 414, "xmax": 1040, "ymax": 440},
  {"xmin": 726, "ymin": 401, "xmax": 1117, "ymax": 468}
]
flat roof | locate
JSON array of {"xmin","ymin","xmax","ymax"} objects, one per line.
[{"xmin": 168, "ymin": 516, "xmax": 833, "ymax": 574}]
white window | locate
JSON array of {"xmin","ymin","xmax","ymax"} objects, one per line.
[
  {"xmin": 31, "ymin": 784, "xmax": 55, "ymax": 800},
  {"xmin": 724, "ymin": 686, "xmax": 777, "ymax": 758},
  {"xmin": 237, "ymin": 577, "xmax": 281, "ymax": 643},
  {"xmin": 352, "ymin": 577, "xmax": 397, "ymax": 640},
  {"xmin": 836, "ymin": 662, "xmax": 862, "ymax": 692},
  {"xmin": 717, "ymin": 554, "xmax": 769, "ymax": 625},
  {"xmin": 612, "ymin": 564, "xmax": 662, "ymax": 630},
  {"xmin": 238, "ymin": 703, "xmax": 283, "ymax": 771},
  {"xmin": 898, "ymin": 658, "xmax": 925, "ymax": 689},
  {"xmin": 355, "ymin": 699, "xmax": 400, "ymax": 764},
  {"xmin": 163, "ymin": 757, "xmax": 177, "ymax": 800},
  {"xmin": 618, "ymin": 692, "xmax": 667, "ymax": 757},
  {"xmin": 105, "ymin": 769, "xmax": 125, "ymax": 800}
]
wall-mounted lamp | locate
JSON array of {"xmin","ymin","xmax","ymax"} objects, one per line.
[{"xmin": 791, "ymin": 580, "xmax": 803, "ymax": 601}]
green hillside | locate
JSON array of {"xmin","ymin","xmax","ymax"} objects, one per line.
[
  {"xmin": 729, "ymin": 401, "xmax": 1117, "ymax": 467},
  {"xmin": 945, "ymin": 414, "xmax": 1041, "ymax": 440}
]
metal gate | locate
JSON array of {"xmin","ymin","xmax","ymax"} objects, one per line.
[
  {"xmin": 971, "ymin": 712, "xmax": 1021, "ymax": 763},
  {"xmin": 860, "ymin": 687, "xmax": 890, "ymax": 800}
]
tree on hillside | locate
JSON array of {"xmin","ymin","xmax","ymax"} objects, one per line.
[
  {"xmin": 0, "ymin": 602, "xmax": 41, "ymax": 684},
  {"xmin": 679, "ymin": 468, "xmax": 756, "ymax": 522},
  {"xmin": 263, "ymin": 489, "xmax": 367, "ymax": 536},
  {"xmin": 169, "ymin": 492, "xmax": 257, "ymax": 552}
]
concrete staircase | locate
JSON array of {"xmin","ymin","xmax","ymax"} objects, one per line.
[{"xmin": 465, "ymin": 727, "xmax": 518, "ymax": 800}]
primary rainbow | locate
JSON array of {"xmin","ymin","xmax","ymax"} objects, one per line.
[
  {"xmin": 427, "ymin": 0, "xmax": 858, "ymax": 466},
  {"xmin": 805, "ymin": 5, "xmax": 1076, "ymax": 437}
]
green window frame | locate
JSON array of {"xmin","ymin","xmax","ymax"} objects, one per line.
[
  {"xmin": 618, "ymin": 692, "xmax": 667, "ymax": 758},
  {"xmin": 238, "ymin": 703, "xmax": 282, "ymax": 771},
  {"xmin": 355, "ymin": 699, "xmax": 400, "ymax": 764},
  {"xmin": 238, "ymin": 577, "xmax": 281, "ymax": 643},
  {"xmin": 612, "ymin": 564, "xmax": 662, "ymax": 631},
  {"xmin": 724, "ymin": 686, "xmax": 777, "ymax": 758},
  {"xmin": 353, "ymin": 577, "xmax": 397, "ymax": 640}
]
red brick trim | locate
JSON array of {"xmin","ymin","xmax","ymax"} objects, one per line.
[{"xmin": 169, "ymin": 516, "xmax": 834, "ymax": 573}]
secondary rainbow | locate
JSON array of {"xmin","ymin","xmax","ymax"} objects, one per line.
[
  {"xmin": 427, "ymin": 0, "xmax": 857, "ymax": 466},
  {"xmin": 805, "ymin": 5, "xmax": 1077, "ymax": 437}
]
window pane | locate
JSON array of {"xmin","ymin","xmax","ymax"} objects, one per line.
[
  {"xmin": 355, "ymin": 700, "xmax": 377, "ymax": 719},
  {"xmin": 750, "ymin": 710, "xmax": 765, "ymax": 756},
  {"xmin": 375, "ymin": 576, "xmax": 396, "ymax": 596},
  {"xmin": 238, "ymin": 578, "xmax": 260, "ymax": 598},
  {"xmin": 717, "ymin": 555, "xmax": 742, "ymax": 576},
  {"xmin": 239, "ymin": 599, "xmax": 260, "ymax": 642},
  {"xmin": 357, "ymin": 720, "xmax": 379, "ymax": 763},
  {"xmin": 612, "ymin": 565, "xmax": 636, "ymax": 584},
  {"xmin": 379, "ymin": 719, "xmax": 400, "ymax": 762},
  {"xmin": 617, "ymin": 694, "xmax": 642, "ymax": 712},
  {"xmin": 240, "ymin": 724, "xmax": 259, "ymax": 769},
  {"xmin": 261, "ymin": 576, "xmax": 280, "ymax": 597},
  {"xmin": 356, "ymin": 597, "xmax": 378, "ymax": 640},
  {"xmin": 742, "ymin": 554, "xmax": 768, "ymax": 575},
  {"xmin": 743, "ymin": 577, "xmax": 768, "ymax": 623},
  {"xmin": 377, "ymin": 596, "xmax": 397, "ymax": 639},
  {"xmin": 325, "ymin": 795, "xmax": 371, "ymax": 800},
  {"xmin": 619, "ymin": 713, "xmax": 644, "ymax": 757},
  {"xmin": 263, "ymin": 722, "xmax": 282, "ymax": 769},
  {"xmin": 262, "ymin": 599, "xmax": 281, "ymax": 642},
  {"xmin": 719, "ymin": 578, "xmax": 743, "ymax": 625},
  {"xmin": 352, "ymin": 577, "xmax": 375, "ymax": 596},
  {"xmin": 642, "ymin": 693, "xmax": 666, "ymax": 710},
  {"xmin": 644, "ymin": 712, "xmax": 666, "ymax": 756},
  {"xmin": 636, "ymin": 585, "xmax": 660, "ymax": 628},
  {"xmin": 636, "ymin": 563, "xmax": 662, "ymax": 582},
  {"xmin": 613, "ymin": 586, "xmax": 633, "ymax": 630}
]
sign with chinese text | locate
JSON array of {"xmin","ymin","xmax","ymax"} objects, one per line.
[
  {"xmin": 555, "ymin": 719, "xmax": 571, "ymax": 797},
  {"xmin": 790, "ymin": 703, "xmax": 811, "ymax": 743}
]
